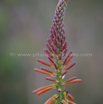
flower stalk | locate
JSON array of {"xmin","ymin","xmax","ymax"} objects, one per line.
[{"xmin": 33, "ymin": 0, "xmax": 82, "ymax": 104}]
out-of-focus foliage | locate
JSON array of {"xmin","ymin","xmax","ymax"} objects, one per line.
[{"xmin": 0, "ymin": 0, "xmax": 103, "ymax": 104}]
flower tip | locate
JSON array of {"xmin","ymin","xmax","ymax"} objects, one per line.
[
  {"xmin": 32, "ymin": 90, "xmax": 36, "ymax": 94},
  {"xmin": 74, "ymin": 62, "xmax": 76, "ymax": 64},
  {"xmin": 77, "ymin": 79, "xmax": 82, "ymax": 82},
  {"xmin": 80, "ymin": 79, "xmax": 82, "ymax": 81},
  {"xmin": 47, "ymin": 39, "xmax": 49, "ymax": 41},
  {"xmin": 34, "ymin": 68, "xmax": 36, "ymax": 71},
  {"xmin": 44, "ymin": 49, "xmax": 46, "ymax": 51},
  {"xmin": 45, "ymin": 77, "xmax": 48, "ymax": 80},
  {"xmin": 70, "ymin": 50, "xmax": 73, "ymax": 53}
]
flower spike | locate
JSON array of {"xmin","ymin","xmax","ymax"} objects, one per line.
[{"xmin": 33, "ymin": 0, "xmax": 82, "ymax": 104}]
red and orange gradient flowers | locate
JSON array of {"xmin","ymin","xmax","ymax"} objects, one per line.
[{"xmin": 33, "ymin": 0, "xmax": 82, "ymax": 104}]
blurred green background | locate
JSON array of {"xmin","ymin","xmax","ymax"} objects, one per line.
[{"xmin": 0, "ymin": 0, "xmax": 103, "ymax": 104}]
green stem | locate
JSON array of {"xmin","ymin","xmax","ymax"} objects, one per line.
[{"xmin": 56, "ymin": 58, "xmax": 64, "ymax": 104}]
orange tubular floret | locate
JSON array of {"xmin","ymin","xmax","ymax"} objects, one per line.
[
  {"xmin": 61, "ymin": 100, "xmax": 68, "ymax": 104},
  {"xmin": 67, "ymin": 51, "xmax": 73, "ymax": 58},
  {"xmin": 68, "ymin": 79, "xmax": 82, "ymax": 83},
  {"xmin": 68, "ymin": 100, "xmax": 76, "ymax": 104},
  {"xmin": 63, "ymin": 57, "xmax": 68, "ymax": 65},
  {"xmin": 49, "ymin": 98, "xmax": 56, "ymax": 104},
  {"xmin": 37, "ymin": 87, "xmax": 53, "ymax": 95},
  {"xmin": 63, "ymin": 76, "xmax": 77, "ymax": 84},
  {"xmin": 44, "ymin": 49, "xmax": 51, "ymax": 55},
  {"xmin": 46, "ymin": 77, "xmax": 56, "ymax": 82},
  {"xmin": 40, "ymin": 67, "xmax": 54, "ymax": 73},
  {"xmin": 68, "ymin": 93, "xmax": 74, "ymax": 100},
  {"xmin": 63, "ymin": 51, "xmax": 73, "ymax": 65},
  {"xmin": 47, "ymin": 56, "xmax": 54, "ymax": 64},
  {"xmin": 45, "ymin": 94, "xmax": 57, "ymax": 104},
  {"xmin": 46, "ymin": 43, "xmax": 53, "ymax": 53},
  {"xmin": 32, "ymin": 84, "xmax": 55, "ymax": 93},
  {"xmin": 34, "ymin": 68, "xmax": 54, "ymax": 76},
  {"xmin": 65, "ymin": 62, "xmax": 76, "ymax": 71},
  {"xmin": 46, "ymin": 56, "xmax": 54, "ymax": 66},
  {"xmin": 65, "ymin": 55, "xmax": 73, "ymax": 65},
  {"xmin": 63, "ymin": 55, "xmax": 73, "ymax": 70},
  {"xmin": 37, "ymin": 59, "xmax": 51, "ymax": 67},
  {"xmin": 64, "ymin": 92, "xmax": 68, "ymax": 103}
]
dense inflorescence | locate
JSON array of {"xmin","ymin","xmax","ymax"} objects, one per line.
[{"xmin": 33, "ymin": 0, "xmax": 82, "ymax": 104}]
